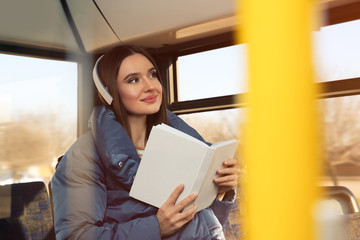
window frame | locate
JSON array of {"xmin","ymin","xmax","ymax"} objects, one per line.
[
  {"xmin": 155, "ymin": 32, "xmax": 244, "ymax": 114},
  {"xmin": 0, "ymin": 41, "xmax": 83, "ymax": 62}
]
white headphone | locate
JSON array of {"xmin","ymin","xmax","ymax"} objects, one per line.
[{"xmin": 92, "ymin": 55, "xmax": 113, "ymax": 105}]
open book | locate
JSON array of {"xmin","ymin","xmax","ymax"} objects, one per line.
[{"xmin": 129, "ymin": 124, "xmax": 238, "ymax": 212}]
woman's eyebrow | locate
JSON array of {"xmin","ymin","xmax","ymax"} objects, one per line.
[
  {"xmin": 123, "ymin": 67, "xmax": 156, "ymax": 80},
  {"xmin": 124, "ymin": 72, "xmax": 138, "ymax": 81}
]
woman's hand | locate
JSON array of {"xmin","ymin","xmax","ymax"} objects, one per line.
[
  {"xmin": 214, "ymin": 158, "xmax": 238, "ymax": 200},
  {"xmin": 157, "ymin": 184, "xmax": 198, "ymax": 238}
]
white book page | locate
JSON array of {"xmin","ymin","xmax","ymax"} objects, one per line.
[
  {"xmin": 129, "ymin": 125, "xmax": 209, "ymax": 208},
  {"xmin": 157, "ymin": 124, "xmax": 208, "ymax": 147},
  {"xmin": 196, "ymin": 139, "xmax": 238, "ymax": 210}
]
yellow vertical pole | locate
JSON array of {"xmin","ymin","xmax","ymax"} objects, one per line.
[{"xmin": 237, "ymin": 0, "xmax": 320, "ymax": 239}]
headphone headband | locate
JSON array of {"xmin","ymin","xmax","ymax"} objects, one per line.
[{"xmin": 92, "ymin": 55, "xmax": 113, "ymax": 105}]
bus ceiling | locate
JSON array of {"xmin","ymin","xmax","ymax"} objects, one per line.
[{"xmin": 0, "ymin": 0, "xmax": 359, "ymax": 54}]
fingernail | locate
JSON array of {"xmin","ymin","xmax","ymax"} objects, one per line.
[
  {"xmin": 193, "ymin": 192, "xmax": 198, "ymax": 197},
  {"xmin": 218, "ymin": 169, "xmax": 222, "ymax": 174}
]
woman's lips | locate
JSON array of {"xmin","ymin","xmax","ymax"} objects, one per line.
[{"xmin": 141, "ymin": 94, "xmax": 157, "ymax": 103}]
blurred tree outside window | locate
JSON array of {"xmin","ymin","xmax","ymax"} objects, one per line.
[
  {"xmin": 179, "ymin": 108, "xmax": 243, "ymax": 144},
  {"xmin": 0, "ymin": 53, "xmax": 77, "ymax": 186},
  {"xmin": 179, "ymin": 97, "xmax": 360, "ymax": 200}
]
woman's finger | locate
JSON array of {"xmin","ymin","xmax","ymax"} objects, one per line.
[
  {"xmin": 163, "ymin": 184, "xmax": 184, "ymax": 207},
  {"xmin": 214, "ymin": 174, "xmax": 238, "ymax": 184},
  {"xmin": 174, "ymin": 191, "xmax": 198, "ymax": 212},
  {"xmin": 223, "ymin": 158, "xmax": 237, "ymax": 167},
  {"xmin": 216, "ymin": 180, "xmax": 238, "ymax": 187},
  {"xmin": 177, "ymin": 203, "xmax": 198, "ymax": 223},
  {"xmin": 217, "ymin": 166, "xmax": 238, "ymax": 176}
]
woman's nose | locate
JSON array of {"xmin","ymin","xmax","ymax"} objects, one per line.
[{"xmin": 143, "ymin": 77, "xmax": 155, "ymax": 91}]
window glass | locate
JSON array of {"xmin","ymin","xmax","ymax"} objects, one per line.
[
  {"xmin": 177, "ymin": 44, "xmax": 247, "ymax": 101},
  {"xmin": 319, "ymin": 94, "xmax": 360, "ymax": 199},
  {"xmin": 179, "ymin": 108, "xmax": 244, "ymax": 170},
  {"xmin": 0, "ymin": 53, "xmax": 77, "ymax": 186},
  {"xmin": 314, "ymin": 20, "xmax": 360, "ymax": 82},
  {"xmin": 179, "ymin": 108, "xmax": 243, "ymax": 142}
]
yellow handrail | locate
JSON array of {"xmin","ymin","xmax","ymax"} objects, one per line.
[{"xmin": 238, "ymin": 0, "xmax": 321, "ymax": 239}]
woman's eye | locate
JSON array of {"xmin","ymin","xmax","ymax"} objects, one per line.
[
  {"xmin": 127, "ymin": 77, "xmax": 138, "ymax": 84},
  {"xmin": 149, "ymin": 71, "xmax": 158, "ymax": 79}
]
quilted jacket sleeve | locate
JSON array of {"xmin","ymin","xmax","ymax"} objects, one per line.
[
  {"xmin": 51, "ymin": 132, "xmax": 162, "ymax": 240},
  {"xmin": 210, "ymin": 189, "xmax": 236, "ymax": 225}
]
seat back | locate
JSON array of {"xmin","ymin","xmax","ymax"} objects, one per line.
[
  {"xmin": 0, "ymin": 181, "xmax": 55, "ymax": 240},
  {"xmin": 320, "ymin": 185, "xmax": 360, "ymax": 214},
  {"xmin": 317, "ymin": 186, "xmax": 360, "ymax": 240}
]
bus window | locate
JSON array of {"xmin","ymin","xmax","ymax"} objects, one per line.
[
  {"xmin": 320, "ymin": 94, "xmax": 360, "ymax": 200},
  {"xmin": 177, "ymin": 44, "xmax": 247, "ymax": 101},
  {"xmin": 0, "ymin": 53, "xmax": 77, "ymax": 186},
  {"xmin": 311, "ymin": 19, "xmax": 360, "ymax": 201}
]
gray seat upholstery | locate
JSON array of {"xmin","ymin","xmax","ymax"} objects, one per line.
[{"xmin": 0, "ymin": 181, "xmax": 55, "ymax": 240}]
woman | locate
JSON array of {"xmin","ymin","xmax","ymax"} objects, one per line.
[{"xmin": 51, "ymin": 45, "xmax": 238, "ymax": 240}]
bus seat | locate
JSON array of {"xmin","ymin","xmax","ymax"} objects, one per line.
[
  {"xmin": 320, "ymin": 185, "xmax": 359, "ymax": 214},
  {"xmin": 48, "ymin": 180, "xmax": 55, "ymax": 227},
  {"xmin": 0, "ymin": 181, "xmax": 55, "ymax": 240},
  {"xmin": 318, "ymin": 186, "xmax": 360, "ymax": 240}
]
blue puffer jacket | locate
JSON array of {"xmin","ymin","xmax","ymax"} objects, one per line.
[{"xmin": 51, "ymin": 106, "xmax": 235, "ymax": 240}]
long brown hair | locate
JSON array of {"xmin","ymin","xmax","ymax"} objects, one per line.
[{"xmin": 95, "ymin": 45, "xmax": 168, "ymax": 141}]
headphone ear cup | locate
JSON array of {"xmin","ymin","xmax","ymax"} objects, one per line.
[{"xmin": 93, "ymin": 56, "xmax": 113, "ymax": 105}]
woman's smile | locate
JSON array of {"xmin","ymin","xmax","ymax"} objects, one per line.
[{"xmin": 141, "ymin": 94, "xmax": 158, "ymax": 103}]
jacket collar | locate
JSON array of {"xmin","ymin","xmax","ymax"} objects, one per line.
[{"xmin": 89, "ymin": 105, "xmax": 209, "ymax": 164}]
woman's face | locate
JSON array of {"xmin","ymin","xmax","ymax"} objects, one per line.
[{"xmin": 117, "ymin": 53, "xmax": 162, "ymax": 117}]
